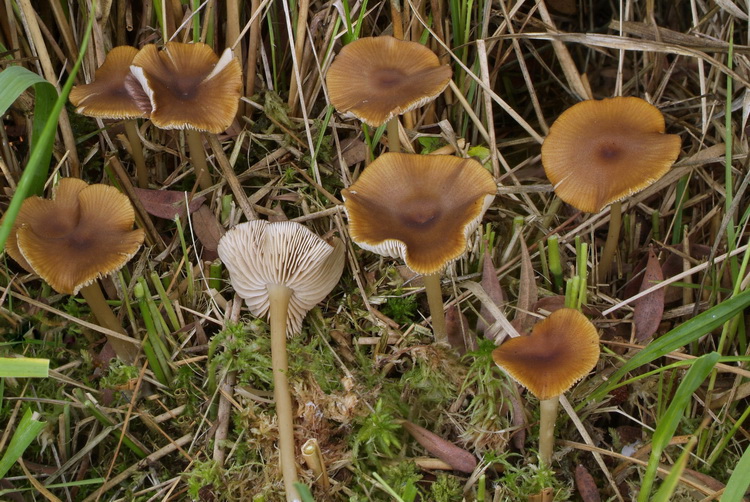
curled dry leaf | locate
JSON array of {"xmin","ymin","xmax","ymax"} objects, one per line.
[
  {"xmin": 476, "ymin": 250, "xmax": 505, "ymax": 340},
  {"xmin": 575, "ymin": 464, "xmax": 601, "ymax": 502},
  {"xmin": 133, "ymin": 187, "xmax": 205, "ymax": 220},
  {"xmin": 445, "ymin": 304, "xmax": 476, "ymax": 355},
  {"xmin": 633, "ymin": 246, "xmax": 665, "ymax": 342},
  {"xmin": 192, "ymin": 205, "xmax": 225, "ymax": 262},
  {"xmin": 400, "ymin": 420, "xmax": 477, "ymax": 473},
  {"xmin": 514, "ymin": 239, "xmax": 538, "ymax": 335}
]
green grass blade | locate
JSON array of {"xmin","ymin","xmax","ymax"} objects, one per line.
[
  {"xmin": 0, "ymin": 408, "xmax": 46, "ymax": 479},
  {"xmin": 588, "ymin": 289, "xmax": 750, "ymax": 402},
  {"xmin": 651, "ymin": 435, "xmax": 697, "ymax": 502},
  {"xmin": 0, "ymin": 65, "xmax": 57, "ymax": 195},
  {"xmin": 0, "ymin": 11, "xmax": 94, "ymax": 252},
  {"xmin": 637, "ymin": 352, "xmax": 720, "ymax": 501},
  {"xmin": 722, "ymin": 442, "xmax": 750, "ymax": 502},
  {"xmin": 0, "ymin": 358, "xmax": 49, "ymax": 378}
]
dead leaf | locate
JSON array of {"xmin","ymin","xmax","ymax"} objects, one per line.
[
  {"xmin": 633, "ymin": 246, "xmax": 665, "ymax": 342},
  {"xmin": 527, "ymin": 487, "xmax": 553, "ymax": 502},
  {"xmin": 575, "ymin": 464, "xmax": 601, "ymax": 502},
  {"xmin": 192, "ymin": 205, "xmax": 225, "ymax": 262},
  {"xmin": 445, "ymin": 304, "xmax": 476, "ymax": 355},
  {"xmin": 514, "ymin": 239, "xmax": 538, "ymax": 334},
  {"xmin": 133, "ymin": 187, "xmax": 205, "ymax": 220},
  {"xmin": 476, "ymin": 251, "xmax": 505, "ymax": 340},
  {"xmin": 509, "ymin": 383, "xmax": 527, "ymax": 451},
  {"xmin": 401, "ymin": 420, "xmax": 477, "ymax": 473}
]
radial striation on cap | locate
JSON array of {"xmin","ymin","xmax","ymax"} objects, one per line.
[
  {"xmin": 129, "ymin": 42, "xmax": 242, "ymax": 133},
  {"xmin": 326, "ymin": 36, "xmax": 452, "ymax": 127},
  {"xmin": 492, "ymin": 308, "xmax": 600, "ymax": 401},
  {"xmin": 541, "ymin": 97, "xmax": 681, "ymax": 213},
  {"xmin": 69, "ymin": 46, "xmax": 150, "ymax": 119},
  {"xmin": 342, "ymin": 152, "xmax": 496, "ymax": 275},
  {"xmin": 5, "ymin": 178, "xmax": 145, "ymax": 295},
  {"xmin": 217, "ymin": 220, "xmax": 345, "ymax": 335}
]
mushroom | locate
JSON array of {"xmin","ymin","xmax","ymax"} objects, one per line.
[
  {"xmin": 4, "ymin": 178, "xmax": 145, "ymax": 362},
  {"xmin": 217, "ymin": 220, "xmax": 345, "ymax": 502},
  {"xmin": 69, "ymin": 46, "xmax": 151, "ymax": 188},
  {"xmin": 326, "ymin": 36, "xmax": 452, "ymax": 153},
  {"xmin": 492, "ymin": 308, "xmax": 600, "ymax": 465},
  {"xmin": 342, "ymin": 152, "xmax": 496, "ymax": 345},
  {"xmin": 541, "ymin": 97, "xmax": 681, "ymax": 277},
  {"xmin": 128, "ymin": 42, "xmax": 243, "ymax": 190}
]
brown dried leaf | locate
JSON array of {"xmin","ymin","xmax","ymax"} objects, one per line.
[
  {"xmin": 401, "ymin": 420, "xmax": 477, "ymax": 473},
  {"xmin": 515, "ymin": 239, "xmax": 538, "ymax": 334},
  {"xmin": 634, "ymin": 246, "xmax": 665, "ymax": 342},
  {"xmin": 133, "ymin": 187, "xmax": 205, "ymax": 220},
  {"xmin": 509, "ymin": 383, "xmax": 527, "ymax": 451},
  {"xmin": 477, "ymin": 251, "xmax": 505, "ymax": 339},
  {"xmin": 192, "ymin": 205, "xmax": 225, "ymax": 262},
  {"xmin": 575, "ymin": 464, "xmax": 601, "ymax": 502},
  {"xmin": 445, "ymin": 304, "xmax": 476, "ymax": 355}
]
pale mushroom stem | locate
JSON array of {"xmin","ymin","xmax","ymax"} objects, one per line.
[
  {"xmin": 268, "ymin": 283, "xmax": 302, "ymax": 502},
  {"xmin": 185, "ymin": 129, "xmax": 213, "ymax": 191},
  {"xmin": 123, "ymin": 120, "xmax": 148, "ymax": 188},
  {"xmin": 386, "ymin": 117, "xmax": 401, "ymax": 153},
  {"xmin": 598, "ymin": 200, "xmax": 622, "ymax": 279},
  {"xmin": 80, "ymin": 282, "xmax": 138, "ymax": 363},
  {"xmin": 423, "ymin": 273, "xmax": 448, "ymax": 345},
  {"xmin": 539, "ymin": 395, "xmax": 560, "ymax": 466}
]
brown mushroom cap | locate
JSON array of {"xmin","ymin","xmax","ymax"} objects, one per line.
[
  {"xmin": 326, "ymin": 36, "xmax": 452, "ymax": 127},
  {"xmin": 342, "ymin": 152, "xmax": 496, "ymax": 275},
  {"xmin": 69, "ymin": 46, "xmax": 150, "ymax": 119},
  {"xmin": 4, "ymin": 178, "xmax": 145, "ymax": 295},
  {"xmin": 492, "ymin": 308, "xmax": 600, "ymax": 400},
  {"xmin": 129, "ymin": 42, "xmax": 242, "ymax": 133},
  {"xmin": 541, "ymin": 97, "xmax": 681, "ymax": 213},
  {"xmin": 217, "ymin": 220, "xmax": 345, "ymax": 335}
]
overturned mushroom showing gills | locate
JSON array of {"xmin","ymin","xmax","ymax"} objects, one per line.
[
  {"xmin": 69, "ymin": 46, "xmax": 151, "ymax": 187},
  {"xmin": 326, "ymin": 36, "xmax": 452, "ymax": 152},
  {"xmin": 4, "ymin": 178, "xmax": 145, "ymax": 362},
  {"xmin": 129, "ymin": 42, "xmax": 243, "ymax": 190},
  {"xmin": 492, "ymin": 308, "xmax": 600, "ymax": 465},
  {"xmin": 342, "ymin": 152, "xmax": 496, "ymax": 345},
  {"xmin": 217, "ymin": 220, "xmax": 345, "ymax": 502},
  {"xmin": 541, "ymin": 97, "xmax": 681, "ymax": 277}
]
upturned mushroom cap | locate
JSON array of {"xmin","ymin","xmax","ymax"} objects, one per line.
[
  {"xmin": 69, "ymin": 46, "xmax": 150, "ymax": 119},
  {"xmin": 342, "ymin": 153, "xmax": 496, "ymax": 275},
  {"xmin": 217, "ymin": 220, "xmax": 345, "ymax": 335},
  {"xmin": 128, "ymin": 42, "xmax": 242, "ymax": 133},
  {"xmin": 541, "ymin": 97, "xmax": 681, "ymax": 213},
  {"xmin": 492, "ymin": 308, "xmax": 600, "ymax": 400},
  {"xmin": 326, "ymin": 36, "xmax": 452, "ymax": 127},
  {"xmin": 4, "ymin": 178, "xmax": 145, "ymax": 295}
]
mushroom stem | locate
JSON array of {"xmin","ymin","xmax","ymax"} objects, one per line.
[
  {"xmin": 423, "ymin": 273, "xmax": 448, "ymax": 345},
  {"xmin": 123, "ymin": 120, "xmax": 148, "ymax": 188},
  {"xmin": 268, "ymin": 283, "xmax": 302, "ymax": 502},
  {"xmin": 539, "ymin": 395, "xmax": 560, "ymax": 466},
  {"xmin": 598, "ymin": 200, "xmax": 622, "ymax": 280},
  {"xmin": 387, "ymin": 117, "xmax": 401, "ymax": 153},
  {"xmin": 185, "ymin": 129, "xmax": 213, "ymax": 191},
  {"xmin": 80, "ymin": 282, "xmax": 138, "ymax": 363}
]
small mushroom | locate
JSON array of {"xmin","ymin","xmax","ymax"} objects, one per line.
[
  {"xmin": 326, "ymin": 36, "xmax": 452, "ymax": 153},
  {"xmin": 217, "ymin": 220, "xmax": 345, "ymax": 502},
  {"xmin": 4, "ymin": 178, "xmax": 145, "ymax": 362},
  {"xmin": 492, "ymin": 308, "xmax": 600, "ymax": 465},
  {"xmin": 69, "ymin": 46, "xmax": 151, "ymax": 188},
  {"xmin": 128, "ymin": 42, "xmax": 243, "ymax": 190},
  {"xmin": 342, "ymin": 152, "xmax": 496, "ymax": 344},
  {"xmin": 541, "ymin": 97, "xmax": 681, "ymax": 277}
]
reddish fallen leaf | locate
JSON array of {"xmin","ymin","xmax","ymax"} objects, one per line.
[
  {"xmin": 133, "ymin": 187, "xmax": 205, "ymax": 220},
  {"xmin": 575, "ymin": 464, "xmax": 601, "ymax": 502},
  {"xmin": 477, "ymin": 251, "xmax": 506, "ymax": 340},
  {"xmin": 514, "ymin": 239, "xmax": 539, "ymax": 334},
  {"xmin": 401, "ymin": 420, "xmax": 477, "ymax": 473},
  {"xmin": 633, "ymin": 246, "xmax": 665, "ymax": 342},
  {"xmin": 192, "ymin": 205, "xmax": 225, "ymax": 262},
  {"xmin": 445, "ymin": 304, "xmax": 476, "ymax": 355}
]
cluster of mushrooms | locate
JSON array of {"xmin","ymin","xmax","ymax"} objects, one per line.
[{"xmin": 4, "ymin": 34, "xmax": 682, "ymax": 501}]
